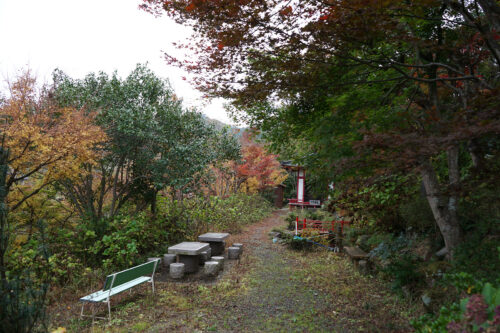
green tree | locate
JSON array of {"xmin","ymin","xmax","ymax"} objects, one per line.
[
  {"xmin": 52, "ymin": 64, "xmax": 239, "ymax": 223},
  {"xmin": 142, "ymin": 0, "xmax": 500, "ymax": 258}
]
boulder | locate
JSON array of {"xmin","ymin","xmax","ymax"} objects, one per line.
[{"xmin": 435, "ymin": 247, "xmax": 448, "ymax": 258}]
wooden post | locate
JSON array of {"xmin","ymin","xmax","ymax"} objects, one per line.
[
  {"xmin": 335, "ymin": 222, "xmax": 342, "ymax": 250},
  {"xmin": 274, "ymin": 185, "xmax": 284, "ymax": 208}
]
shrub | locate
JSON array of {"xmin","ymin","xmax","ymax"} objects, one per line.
[
  {"xmin": 280, "ymin": 232, "xmax": 313, "ymax": 251},
  {"xmin": 89, "ymin": 212, "xmax": 170, "ymax": 271},
  {"xmin": 398, "ymin": 194, "xmax": 435, "ymax": 232},
  {"xmin": 164, "ymin": 194, "xmax": 273, "ymax": 237},
  {"xmin": 285, "ymin": 212, "xmax": 298, "ymax": 231},
  {"xmin": 412, "ymin": 282, "xmax": 500, "ymax": 332},
  {"xmin": 382, "ymin": 253, "xmax": 425, "ymax": 293},
  {"xmin": 1, "ymin": 221, "xmax": 50, "ymax": 333}
]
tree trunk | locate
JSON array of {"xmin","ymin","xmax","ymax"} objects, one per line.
[
  {"xmin": 150, "ymin": 190, "xmax": 158, "ymax": 216},
  {"xmin": 421, "ymin": 161, "xmax": 462, "ymax": 259},
  {"xmin": 447, "ymin": 145, "xmax": 460, "ymax": 227},
  {"xmin": 0, "ymin": 147, "xmax": 9, "ymax": 281}
]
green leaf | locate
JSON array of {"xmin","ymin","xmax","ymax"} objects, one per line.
[
  {"xmin": 459, "ymin": 298, "xmax": 468, "ymax": 314},
  {"xmin": 482, "ymin": 283, "xmax": 494, "ymax": 304}
]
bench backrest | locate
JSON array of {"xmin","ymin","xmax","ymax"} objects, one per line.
[{"xmin": 103, "ymin": 260, "xmax": 158, "ymax": 291}]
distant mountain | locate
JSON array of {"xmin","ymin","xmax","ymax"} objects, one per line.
[{"xmin": 203, "ymin": 115, "xmax": 246, "ymax": 138}]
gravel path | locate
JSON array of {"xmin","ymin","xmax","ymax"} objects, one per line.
[{"xmin": 205, "ymin": 209, "xmax": 341, "ymax": 332}]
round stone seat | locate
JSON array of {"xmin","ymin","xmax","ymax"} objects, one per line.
[
  {"xmin": 211, "ymin": 256, "xmax": 225, "ymax": 270},
  {"xmin": 170, "ymin": 263, "xmax": 185, "ymax": 279},
  {"xmin": 228, "ymin": 247, "xmax": 240, "ymax": 260},
  {"xmin": 163, "ymin": 254, "xmax": 176, "ymax": 269},
  {"xmin": 203, "ymin": 261, "xmax": 219, "ymax": 277}
]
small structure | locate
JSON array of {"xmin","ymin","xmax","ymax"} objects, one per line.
[
  {"xmin": 274, "ymin": 184, "xmax": 285, "ymax": 208},
  {"xmin": 232, "ymin": 243, "xmax": 243, "ymax": 252},
  {"xmin": 168, "ymin": 242, "xmax": 210, "ymax": 273},
  {"xmin": 281, "ymin": 161, "xmax": 322, "ymax": 209},
  {"xmin": 198, "ymin": 232, "xmax": 229, "ymax": 255},
  {"xmin": 211, "ymin": 256, "xmax": 225, "ymax": 270}
]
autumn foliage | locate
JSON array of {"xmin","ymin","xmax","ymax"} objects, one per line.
[
  {"xmin": 206, "ymin": 132, "xmax": 287, "ymax": 196},
  {"xmin": 237, "ymin": 137, "xmax": 287, "ymax": 194},
  {"xmin": 141, "ymin": 0, "xmax": 500, "ymax": 258},
  {"xmin": 0, "ymin": 70, "xmax": 105, "ymax": 212}
]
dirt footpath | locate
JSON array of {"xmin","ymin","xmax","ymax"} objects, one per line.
[
  {"xmin": 63, "ymin": 209, "xmax": 418, "ymax": 332},
  {"xmin": 205, "ymin": 209, "xmax": 339, "ymax": 332},
  {"xmin": 188, "ymin": 209, "xmax": 417, "ymax": 332}
]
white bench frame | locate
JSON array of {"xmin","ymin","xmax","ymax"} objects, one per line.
[{"xmin": 79, "ymin": 259, "xmax": 159, "ymax": 323}]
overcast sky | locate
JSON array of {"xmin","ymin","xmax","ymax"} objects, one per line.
[{"xmin": 0, "ymin": 0, "xmax": 235, "ymax": 124}]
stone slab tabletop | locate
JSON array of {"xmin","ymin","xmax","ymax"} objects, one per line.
[
  {"xmin": 168, "ymin": 242, "xmax": 210, "ymax": 256},
  {"xmin": 198, "ymin": 232, "xmax": 230, "ymax": 242}
]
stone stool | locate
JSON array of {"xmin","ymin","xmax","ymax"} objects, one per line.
[
  {"xmin": 170, "ymin": 263, "xmax": 185, "ymax": 279},
  {"xmin": 210, "ymin": 241, "xmax": 226, "ymax": 256},
  {"xmin": 148, "ymin": 257, "xmax": 162, "ymax": 271},
  {"xmin": 204, "ymin": 261, "xmax": 219, "ymax": 277},
  {"xmin": 232, "ymin": 243, "xmax": 243, "ymax": 254},
  {"xmin": 228, "ymin": 247, "xmax": 240, "ymax": 260},
  {"xmin": 163, "ymin": 254, "xmax": 176, "ymax": 270},
  {"xmin": 211, "ymin": 256, "xmax": 224, "ymax": 270},
  {"xmin": 200, "ymin": 248, "xmax": 212, "ymax": 264}
]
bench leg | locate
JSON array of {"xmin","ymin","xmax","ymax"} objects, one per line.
[
  {"xmin": 80, "ymin": 303, "xmax": 85, "ymax": 319},
  {"xmin": 91, "ymin": 303, "xmax": 96, "ymax": 326},
  {"xmin": 107, "ymin": 299, "xmax": 111, "ymax": 322}
]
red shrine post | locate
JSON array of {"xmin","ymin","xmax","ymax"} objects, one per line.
[{"xmin": 281, "ymin": 161, "xmax": 321, "ymax": 209}]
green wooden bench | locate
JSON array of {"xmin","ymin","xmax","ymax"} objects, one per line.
[{"xmin": 79, "ymin": 259, "xmax": 160, "ymax": 322}]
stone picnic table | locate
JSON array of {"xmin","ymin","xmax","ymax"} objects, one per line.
[
  {"xmin": 198, "ymin": 232, "xmax": 229, "ymax": 256},
  {"xmin": 168, "ymin": 242, "xmax": 210, "ymax": 273}
]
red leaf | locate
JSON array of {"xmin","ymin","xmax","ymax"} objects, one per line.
[{"xmin": 280, "ymin": 6, "xmax": 292, "ymax": 16}]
